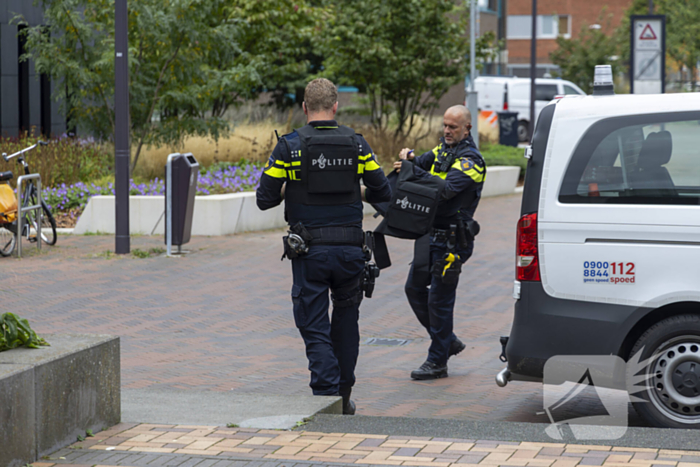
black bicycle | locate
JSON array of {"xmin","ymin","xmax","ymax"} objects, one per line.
[{"xmin": 1, "ymin": 141, "xmax": 57, "ymax": 249}]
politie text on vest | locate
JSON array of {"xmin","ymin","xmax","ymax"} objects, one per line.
[
  {"xmin": 311, "ymin": 154, "xmax": 354, "ymax": 169},
  {"xmin": 397, "ymin": 196, "xmax": 431, "ymax": 213}
]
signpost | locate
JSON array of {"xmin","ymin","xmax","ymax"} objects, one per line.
[
  {"xmin": 630, "ymin": 15, "xmax": 665, "ymax": 94},
  {"xmin": 466, "ymin": 0, "xmax": 479, "ymax": 148},
  {"xmin": 115, "ymin": 0, "xmax": 130, "ymax": 254}
]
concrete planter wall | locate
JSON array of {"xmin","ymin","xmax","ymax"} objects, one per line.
[
  {"xmin": 0, "ymin": 334, "xmax": 120, "ymax": 467},
  {"xmin": 74, "ymin": 166, "xmax": 520, "ymax": 235},
  {"xmin": 481, "ymin": 165, "xmax": 521, "ymax": 198}
]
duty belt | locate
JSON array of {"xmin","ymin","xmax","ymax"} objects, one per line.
[{"xmin": 309, "ymin": 226, "xmax": 364, "ymax": 246}]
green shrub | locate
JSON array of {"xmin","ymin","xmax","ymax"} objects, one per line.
[
  {"xmin": 0, "ymin": 131, "xmax": 112, "ymax": 188},
  {"xmin": 0, "ymin": 312, "xmax": 49, "ymax": 352},
  {"xmin": 481, "ymin": 141, "xmax": 527, "ymax": 176}
]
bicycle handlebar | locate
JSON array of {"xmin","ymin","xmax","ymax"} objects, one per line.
[{"xmin": 2, "ymin": 140, "xmax": 48, "ymax": 162}]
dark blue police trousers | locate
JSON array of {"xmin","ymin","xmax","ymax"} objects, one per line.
[
  {"xmin": 404, "ymin": 238, "xmax": 473, "ymax": 366},
  {"xmin": 291, "ymin": 244, "xmax": 365, "ymax": 395}
]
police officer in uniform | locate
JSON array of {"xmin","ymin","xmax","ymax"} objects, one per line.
[
  {"xmin": 256, "ymin": 78, "xmax": 391, "ymax": 413},
  {"xmin": 394, "ymin": 105, "xmax": 486, "ymax": 380}
]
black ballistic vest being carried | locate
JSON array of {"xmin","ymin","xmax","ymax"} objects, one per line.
[
  {"xmin": 372, "ymin": 160, "xmax": 446, "ymax": 270},
  {"xmin": 378, "ymin": 160, "xmax": 445, "ymax": 239},
  {"xmin": 284, "ymin": 124, "xmax": 361, "ymax": 206}
]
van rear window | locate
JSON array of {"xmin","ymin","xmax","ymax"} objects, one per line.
[{"xmin": 559, "ymin": 112, "xmax": 700, "ymax": 205}]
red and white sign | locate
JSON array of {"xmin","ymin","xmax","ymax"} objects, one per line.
[
  {"xmin": 639, "ymin": 24, "xmax": 657, "ymax": 40},
  {"xmin": 635, "ymin": 21, "xmax": 661, "ymax": 50},
  {"xmin": 632, "ymin": 16, "xmax": 664, "ymax": 93}
]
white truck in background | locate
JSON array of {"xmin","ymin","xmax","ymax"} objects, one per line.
[{"xmin": 473, "ymin": 76, "xmax": 585, "ymax": 142}]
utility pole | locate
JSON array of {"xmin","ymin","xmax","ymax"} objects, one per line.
[
  {"xmin": 467, "ymin": 0, "xmax": 479, "ymax": 147},
  {"xmin": 115, "ymin": 0, "xmax": 130, "ymax": 254},
  {"xmin": 529, "ymin": 0, "xmax": 537, "ymax": 140}
]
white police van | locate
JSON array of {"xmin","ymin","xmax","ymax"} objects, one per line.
[
  {"xmin": 497, "ymin": 66, "xmax": 700, "ymax": 429},
  {"xmin": 473, "ymin": 76, "xmax": 585, "ymax": 141}
]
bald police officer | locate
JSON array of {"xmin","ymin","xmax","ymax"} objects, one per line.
[
  {"xmin": 257, "ymin": 78, "xmax": 391, "ymax": 413},
  {"xmin": 394, "ymin": 105, "xmax": 486, "ymax": 380}
]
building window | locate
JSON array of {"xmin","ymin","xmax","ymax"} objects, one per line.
[
  {"xmin": 40, "ymin": 74, "xmax": 51, "ymax": 137},
  {"xmin": 18, "ymin": 25, "xmax": 30, "ymax": 134},
  {"xmin": 507, "ymin": 15, "xmax": 570, "ymax": 39},
  {"xmin": 507, "ymin": 15, "xmax": 531, "ymax": 39},
  {"xmin": 541, "ymin": 15, "xmax": 555, "ymax": 36},
  {"xmin": 558, "ymin": 15, "xmax": 571, "ymax": 38},
  {"xmin": 40, "ymin": 27, "xmax": 52, "ymax": 137}
]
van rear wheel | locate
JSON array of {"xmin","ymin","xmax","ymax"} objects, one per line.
[
  {"xmin": 517, "ymin": 120, "xmax": 529, "ymax": 142},
  {"xmin": 629, "ymin": 314, "xmax": 700, "ymax": 428}
]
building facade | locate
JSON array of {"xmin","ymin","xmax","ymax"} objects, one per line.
[
  {"xmin": 1, "ymin": 2, "xmax": 65, "ymax": 138},
  {"xmin": 505, "ymin": 0, "xmax": 632, "ymax": 77}
]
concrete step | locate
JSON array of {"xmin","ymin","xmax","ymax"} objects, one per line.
[{"xmin": 122, "ymin": 388, "xmax": 342, "ymax": 430}]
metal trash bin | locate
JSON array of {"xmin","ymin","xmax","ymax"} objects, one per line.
[
  {"xmin": 165, "ymin": 153, "xmax": 199, "ymax": 253},
  {"xmin": 497, "ymin": 111, "xmax": 519, "ymax": 147}
]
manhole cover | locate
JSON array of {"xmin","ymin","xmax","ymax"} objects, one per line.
[{"xmin": 364, "ymin": 338, "xmax": 409, "ymax": 346}]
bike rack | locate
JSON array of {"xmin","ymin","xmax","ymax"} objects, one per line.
[{"xmin": 15, "ymin": 174, "xmax": 41, "ymax": 258}]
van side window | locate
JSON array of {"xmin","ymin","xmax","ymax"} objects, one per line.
[
  {"xmin": 559, "ymin": 115, "xmax": 700, "ymax": 205},
  {"xmin": 563, "ymin": 85, "xmax": 582, "ymax": 95},
  {"xmin": 536, "ymin": 84, "xmax": 558, "ymax": 101}
]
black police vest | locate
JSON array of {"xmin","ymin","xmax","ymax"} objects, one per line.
[
  {"xmin": 380, "ymin": 160, "xmax": 445, "ymax": 239},
  {"xmin": 284, "ymin": 125, "xmax": 361, "ymax": 206}
]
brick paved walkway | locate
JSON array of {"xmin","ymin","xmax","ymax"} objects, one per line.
[
  {"xmin": 36, "ymin": 424, "xmax": 700, "ymax": 467},
  {"xmin": 0, "ymin": 194, "xmax": 638, "ymax": 424}
]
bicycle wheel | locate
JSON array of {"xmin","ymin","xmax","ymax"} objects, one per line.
[
  {"xmin": 39, "ymin": 199, "xmax": 57, "ymax": 245},
  {"xmin": 24, "ymin": 192, "xmax": 57, "ymax": 245},
  {"xmin": 0, "ymin": 224, "xmax": 16, "ymax": 256}
]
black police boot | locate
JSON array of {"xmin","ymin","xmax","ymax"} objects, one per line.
[
  {"xmin": 339, "ymin": 387, "xmax": 356, "ymax": 415},
  {"xmin": 449, "ymin": 337, "xmax": 466, "ymax": 358},
  {"xmin": 410, "ymin": 361, "xmax": 448, "ymax": 380}
]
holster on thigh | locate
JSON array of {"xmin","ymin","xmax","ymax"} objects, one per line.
[
  {"xmin": 331, "ymin": 278, "xmax": 363, "ymax": 308},
  {"xmin": 431, "ymin": 253, "xmax": 462, "ymax": 285}
]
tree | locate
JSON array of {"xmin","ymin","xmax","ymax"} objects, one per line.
[
  {"xmin": 203, "ymin": 0, "xmax": 323, "ymax": 113},
  {"xmin": 322, "ymin": 0, "xmax": 494, "ymax": 142},
  {"xmin": 19, "ymin": 0, "xmax": 320, "ymax": 171},
  {"xmin": 657, "ymin": 0, "xmax": 700, "ymax": 91},
  {"xmin": 619, "ymin": 0, "xmax": 700, "ymax": 92},
  {"xmin": 550, "ymin": 12, "xmax": 620, "ymax": 94}
]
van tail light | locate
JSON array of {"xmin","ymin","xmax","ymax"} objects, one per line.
[
  {"xmin": 516, "ymin": 212, "xmax": 540, "ymax": 281},
  {"xmin": 503, "ymin": 85, "xmax": 509, "ymax": 111}
]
